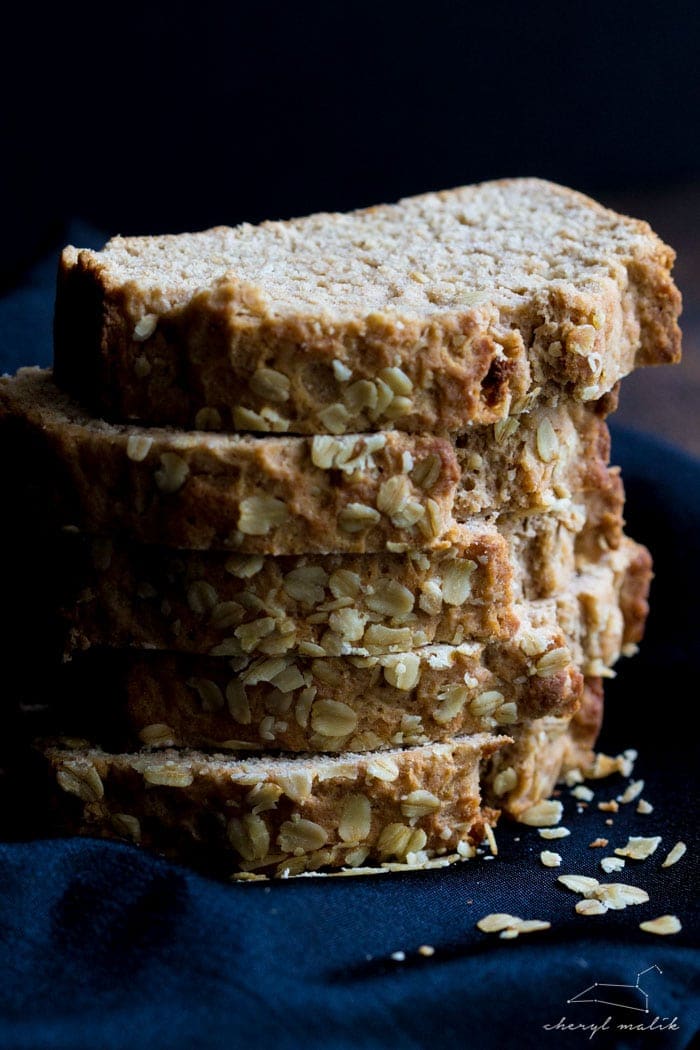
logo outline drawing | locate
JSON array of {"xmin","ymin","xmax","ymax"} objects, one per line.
[{"xmin": 567, "ymin": 964, "xmax": 663, "ymax": 1013}]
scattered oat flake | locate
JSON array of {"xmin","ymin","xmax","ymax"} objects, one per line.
[
  {"xmin": 601, "ymin": 857, "xmax": 625, "ymax": 874},
  {"xmin": 539, "ymin": 827, "xmax": 570, "ymax": 839},
  {"xmin": 484, "ymin": 823, "xmax": 498, "ymax": 856},
  {"xmin": 558, "ymin": 875, "xmax": 646, "ymax": 912},
  {"xmin": 564, "ymin": 768, "xmax": 583, "ymax": 786},
  {"xmin": 571, "ymin": 785, "xmax": 594, "ymax": 801},
  {"xmin": 477, "ymin": 913, "xmax": 521, "ymax": 933},
  {"xmin": 518, "ymin": 800, "xmax": 563, "ymax": 827},
  {"xmin": 575, "ymin": 899, "xmax": 607, "ymax": 916},
  {"xmin": 418, "ymin": 945, "xmax": 435, "ymax": 957},
  {"xmin": 513, "ymin": 919, "xmax": 551, "ymax": 934},
  {"xmin": 594, "ymin": 883, "xmax": 648, "ymax": 909},
  {"xmin": 589, "ymin": 838, "xmax": 609, "ymax": 848},
  {"xmin": 540, "ymin": 851, "xmax": 562, "ymax": 867},
  {"xmin": 639, "ymin": 915, "xmax": 682, "ymax": 936},
  {"xmin": 586, "ymin": 751, "xmax": 635, "ymax": 779},
  {"xmin": 605, "ymin": 819, "xmax": 614, "ymax": 826},
  {"xmin": 636, "ymin": 799, "xmax": 654, "ymax": 814},
  {"xmin": 614, "ymin": 836, "xmax": 662, "ymax": 860},
  {"xmin": 598, "ymin": 800, "xmax": 619, "ymax": 813},
  {"xmin": 618, "ymin": 779, "xmax": 644, "ymax": 804},
  {"xmin": 558, "ymin": 875, "xmax": 600, "ymax": 894},
  {"xmin": 390, "ymin": 951, "xmax": 406, "ymax": 961},
  {"xmin": 497, "ymin": 919, "xmax": 551, "ymax": 940},
  {"xmin": 662, "ymin": 841, "xmax": 687, "ymax": 868}
]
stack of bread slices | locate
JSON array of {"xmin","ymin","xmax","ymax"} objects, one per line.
[{"xmin": 0, "ymin": 179, "xmax": 681, "ymax": 878}]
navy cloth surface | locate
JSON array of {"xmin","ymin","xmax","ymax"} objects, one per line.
[{"xmin": 0, "ymin": 238, "xmax": 699, "ymax": 1050}]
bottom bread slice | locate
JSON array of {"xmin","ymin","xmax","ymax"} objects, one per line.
[{"xmin": 40, "ymin": 734, "xmax": 505, "ymax": 877}]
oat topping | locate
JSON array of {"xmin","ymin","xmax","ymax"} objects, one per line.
[
  {"xmin": 477, "ymin": 914, "xmax": 550, "ymax": 937},
  {"xmin": 639, "ymin": 915, "xmax": 682, "ymax": 936},
  {"xmin": 661, "ymin": 841, "xmax": 686, "ymax": 868},
  {"xmin": 56, "ymin": 763, "xmax": 104, "ymax": 802},
  {"xmin": 539, "ymin": 827, "xmax": 570, "ymax": 840},
  {"xmin": 614, "ymin": 836, "xmax": 662, "ymax": 861},
  {"xmin": 154, "ymin": 452, "xmax": 189, "ymax": 493},
  {"xmin": 617, "ymin": 779, "xmax": 644, "ymax": 804},
  {"xmin": 600, "ymin": 857, "xmax": 625, "ymax": 874},
  {"xmin": 132, "ymin": 313, "xmax": 158, "ymax": 341},
  {"xmin": 518, "ymin": 800, "xmax": 563, "ymax": 827},
  {"xmin": 126, "ymin": 434, "xmax": 153, "ymax": 461}
]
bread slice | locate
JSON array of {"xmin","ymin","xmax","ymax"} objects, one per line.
[
  {"xmin": 59, "ymin": 526, "xmax": 517, "ymax": 657},
  {"xmin": 56, "ymin": 527, "xmax": 645, "ymax": 670},
  {"xmin": 0, "ymin": 368, "xmax": 618, "ymax": 554},
  {"xmin": 484, "ymin": 676, "xmax": 603, "ymax": 817},
  {"xmin": 54, "ymin": 179, "xmax": 681, "ymax": 433},
  {"xmin": 40, "ymin": 734, "xmax": 505, "ymax": 876}
]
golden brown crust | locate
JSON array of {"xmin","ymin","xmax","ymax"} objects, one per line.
[
  {"xmin": 40, "ymin": 735, "xmax": 505, "ymax": 876},
  {"xmin": 618, "ymin": 542, "xmax": 653, "ymax": 645},
  {"xmin": 568, "ymin": 676, "xmax": 605, "ymax": 752},
  {"xmin": 52, "ymin": 180, "xmax": 681, "ymax": 434}
]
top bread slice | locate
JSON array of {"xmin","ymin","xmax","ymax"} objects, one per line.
[{"xmin": 54, "ymin": 179, "xmax": 681, "ymax": 434}]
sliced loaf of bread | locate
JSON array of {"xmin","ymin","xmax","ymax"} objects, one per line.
[{"xmin": 56, "ymin": 531, "xmax": 646, "ymax": 670}]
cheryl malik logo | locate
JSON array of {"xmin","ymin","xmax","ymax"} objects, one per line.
[{"xmin": 542, "ymin": 965, "xmax": 681, "ymax": 1038}]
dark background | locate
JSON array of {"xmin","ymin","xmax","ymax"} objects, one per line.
[
  {"xmin": 1, "ymin": 0, "xmax": 698, "ymax": 248},
  {"xmin": 2, "ymin": 0, "xmax": 699, "ymax": 450}
]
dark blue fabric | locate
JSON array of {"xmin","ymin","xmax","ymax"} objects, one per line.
[{"xmin": 0, "ymin": 240, "xmax": 698, "ymax": 1049}]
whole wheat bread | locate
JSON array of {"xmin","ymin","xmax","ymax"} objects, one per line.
[
  {"xmin": 0, "ymin": 367, "xmax": 619, "ymax": 555},
  {"xmin": 40, "ymin": 734, "xmax": 504, "ymax": 877},
  {"xmin": 54, "ymin": 179, "xmax": 681, "ymax": 433}
]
